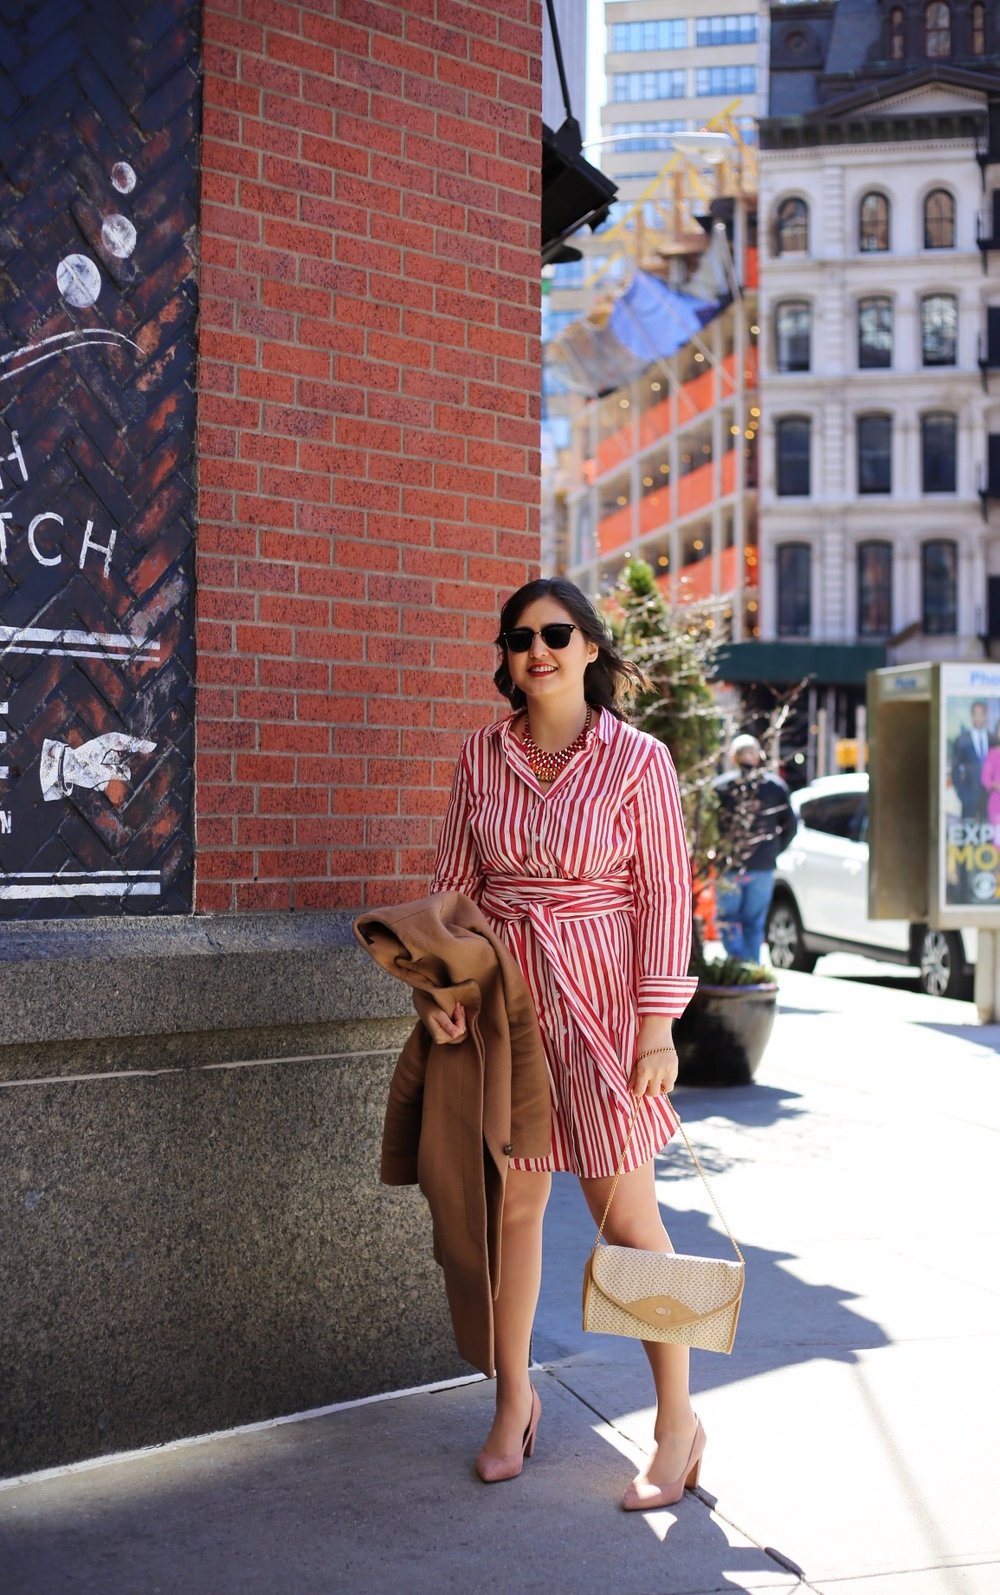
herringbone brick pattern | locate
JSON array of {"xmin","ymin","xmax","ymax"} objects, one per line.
[{"xmin": 0, "ymin": 0, "xmax": 199, "ymax": 917}]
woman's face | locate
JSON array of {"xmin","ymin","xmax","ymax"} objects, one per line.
[{"xmin": 504, "ymin": 596, "xmax": 599, "ymax": 710}]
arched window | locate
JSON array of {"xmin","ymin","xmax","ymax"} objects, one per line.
[
  {"xmin": 921, "ymin": 294, "xmax": 958, "ymax": 365},
  {"xmin": 776, "ymin": 417, "xmax": 811, "ymax": 496},
  {"xmin": 922, "ymin": 540, "xmax": 957, "ymax": 634},
  {"xmin": 776, "ymin": 197, "xmax": 808, "ymax": 255},
  {"xmin": 889, "ymin": 5, "xmax": 905, "ymax": 58},
  {"xmin": 921, "ymin": 412, "xmax": 957, "ymax": 492},
  {"xmin": 775, "ymin": 301, "xmax": 811, "ymax": 371},
  {"xmin": 858, "ymin": 297, "xmax": 893, "ymax": 368},
  {"xmin": 924, "ymin": 189, "xmax": 955, "ymax": 249},
  {"xmin": 777, "ymin": 544, "xmax": 812, "ymax": 637},
  {"xmin": 857, "ymin": 414, "xmax": 892, "ymax": 494},
  {"xmin": 924, "ymin": 1, "xmax": 950, "ymax": 57},
  {"xmin": 857, "ymin": 542, "xmax": 893, "ymax": 637},
  {"xmin": 859, "ymin": 192, "xmax": 890, "ymax": 252},
  {"xmin": 971, "ymin": 1, "xmax": 986, "ymax": 55}
]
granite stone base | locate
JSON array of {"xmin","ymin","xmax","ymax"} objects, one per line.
[{"xmin": 0, "ymin": 914, "xmax": 467, "ymax": 1477}]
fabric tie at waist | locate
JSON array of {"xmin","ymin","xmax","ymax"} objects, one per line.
[{"xmin": 480, "ymin": 874, "xmax": 634, "ymax": 1099}]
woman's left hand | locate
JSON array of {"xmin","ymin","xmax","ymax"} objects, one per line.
[{"xmin": 630, "ymin": 1019, "xmax": 678, "ymax": 1097}]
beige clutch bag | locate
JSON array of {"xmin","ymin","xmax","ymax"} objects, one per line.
[{"xmin": 582, "ymin": 1100, "xmax": 745, "ymax": 1354}]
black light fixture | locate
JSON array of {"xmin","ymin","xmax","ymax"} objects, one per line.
[{"xmin": 541, "ymin": 0, "xmax": 617, "ymax": 265}]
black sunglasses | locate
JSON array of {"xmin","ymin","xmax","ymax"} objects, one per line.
[{"xmin": 501, "ymin": 623, "xmax": 579, "ymax": 653}]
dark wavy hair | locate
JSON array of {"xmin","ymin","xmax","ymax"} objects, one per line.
[{"xmin": 493, "ymin": 577, "xmax": 644, "ymax": 719}]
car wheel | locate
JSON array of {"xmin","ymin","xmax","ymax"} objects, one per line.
[
  {"xmin": 917, "ymin": 929, "xmax": 968, "ymax": 999},
  {"xmin": 766, "ymin": 893, "xmax": 818, "ymax": 973}
]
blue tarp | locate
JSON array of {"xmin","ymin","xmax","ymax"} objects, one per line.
[
  {"xmin": 610, "ymin": 271, "xmax": 719, "ymax": 361},
  {"xmin": 546, "ymin": 267, "xmax": 725, "ymax": 397}
]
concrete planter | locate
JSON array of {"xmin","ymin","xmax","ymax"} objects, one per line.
[{"xmin": 674, "ymin": 981, "xmax": 779, "ymax": 1087}]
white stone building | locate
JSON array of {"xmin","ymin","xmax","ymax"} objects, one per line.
[{"xmin": 755, "ymin": 0, "xmax": 1000, "ymax": 712}]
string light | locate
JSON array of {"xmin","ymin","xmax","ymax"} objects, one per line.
[
  {"xmin": 693, "ymin": 538, "xmax": 704, "ymax": 551},
  {"xmin": 730, "ymin": 424, "xmax": 741, "ymax": 435},
  {"xmin": 657, "ymin": 555, "xmax": 669, "ymax": 567},
  {"xmin": 619, "ymin": 398, "xmax": 630, "ymax": 408},
  {"xmin": 750, "ymin": 406, "xmax": 760, "ymax": 418},
  {"xmin": 642, "ymin": 476, "xmax": 653, "ymax": 486},
  {"xmin": 694, "ymin": 352, "xmax": 705, "ymax": 362},
  {"xmin": 650, "ymin": 381, "xmax": 661, "ymax": 392}
]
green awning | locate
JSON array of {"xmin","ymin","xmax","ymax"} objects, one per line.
[{"xmin": 714, "ymin": 640, "xmax": 887, "ymax": 687}]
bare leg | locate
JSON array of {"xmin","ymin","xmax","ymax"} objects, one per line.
[
  {"xmin": 479, "ymin": 1167, "xmax": 551, "ymax": 1458},
  {"xmin": 580, "ymin": 1159, "xmax": 698, "ymax": 1489}
]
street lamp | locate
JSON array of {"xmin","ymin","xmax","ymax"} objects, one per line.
[{"xmin": 581, "ymin": 129, "xmax": 733, "ymax": 164}]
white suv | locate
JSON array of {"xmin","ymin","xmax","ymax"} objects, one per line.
[{"xmin": 766, "ymin": 773, "xmax": 975, "ymax": 999}]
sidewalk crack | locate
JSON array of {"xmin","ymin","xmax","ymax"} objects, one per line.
[{"xmin": 541, "ymin": 1365, "xmax": 824, "ymax": 1593}]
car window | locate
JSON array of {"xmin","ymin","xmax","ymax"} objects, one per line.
[{"xmin": 799, "ymin": 793, "xmax": 865, "ymax": 842}]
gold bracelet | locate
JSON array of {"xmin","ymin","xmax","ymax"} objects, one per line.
[{"xmin": 635, "ymin": 1044, "xmax": 677, "ymax": 1062}]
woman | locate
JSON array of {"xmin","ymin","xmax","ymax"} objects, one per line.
[
  {"xmin": 981, "ymin": 737, "xmax": 1000, "ymax": 832},
  {"xmin": 424, "ymin": 576, "xmax": 702, "ymax": 1511}
]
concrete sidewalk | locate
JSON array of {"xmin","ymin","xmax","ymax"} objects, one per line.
[{"xmin": 2, "ymin": 964, "xmax": 999, "ymax": 1595}]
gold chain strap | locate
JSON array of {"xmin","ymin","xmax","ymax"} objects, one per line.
[{"xmin": 594, "ymin": 1094, "xmax": 745, "ymax": 1268}]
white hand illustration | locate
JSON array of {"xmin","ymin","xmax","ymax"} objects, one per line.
[{"xmin": 40, "ymin": 733, "xmax": 156, "ymax": 800}]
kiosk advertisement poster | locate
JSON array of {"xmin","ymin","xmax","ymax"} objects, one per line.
[{"xmin": 941, "ymin": 663, "xmax": 1000, "ymax": 911}]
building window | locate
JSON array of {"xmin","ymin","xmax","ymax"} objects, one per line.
[
  {"xmin": 924, "ymin": 1, "xmax": 951, "ymax": 57},
  {"xmin": 777, "ymin": 544, "xmax": 812, "ymax": 637},
  {"xmin": 857, "ymin": 414, "xmax": 892, "ymax": 494},
  {"xmin": 922, "ymin": 540, "xmax": 957, "ymax": 634},
  {"xmin": 775, "ymin": 301, "xmax": 811, "ymax": 372},
  {"xmin": 776, "ymin": 417, "xmax": 811, "ymax": 496},
  {"xmin": 972, "ymin": 1, "xmax": 986, "ymax": 54},
  {"xmin": 921, "ymin": 412, "xmax": 957, "ymax": 492},
  {"xmin": 857, "ymin": 542, "xmax": 893, "ymax": 637},
  {"xmin": 924, "ymin": 188, "xmax": 955, "ymax": 248},
  {"xmin": 611, "ymin": 19, "xmax": 688, "ymax": 51},
  {"xmin": 889, "ymin": 5, "xmax": 905, "ymax": 57},
  {"xmin": 921, "ymin": 294, "xmax": 958, "ymax": 365},
  {"xmin": 611, "ymin": 70, "xmax": 687, "ymax": 102},
  {"xmin": 776, "ymin": 197, "xmax": 808, "ymax": 255},
  {"xmin": 858, "ymin": 296, "xmax": 893, "ymax": 368},
  {"xmin": 859, "ymin": 192, "xmax": 890, "ymax": 252},
  {"xmin": 695, "ymin": 14, "xmax": 758, "ymax": 46},
  {"xmin": 695, "ymin": 65, "xmax": 757, "ymax": 97}
]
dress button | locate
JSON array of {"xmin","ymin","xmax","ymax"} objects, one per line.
[{"xmin": 503, "ymin": 1143, "xmax": 513, "ymax": 1156}]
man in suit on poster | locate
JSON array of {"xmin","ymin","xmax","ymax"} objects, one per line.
[{"xmin": 951, "ymin": 700, "xmax": 994, "ymax": 824}]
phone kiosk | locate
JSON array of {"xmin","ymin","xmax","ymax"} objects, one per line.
[{"xmin": 868, "ymin": 662, "xmax": 1000, "ymax": 1021}]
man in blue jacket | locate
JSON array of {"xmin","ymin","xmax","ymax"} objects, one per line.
[{"xmin": 712, "ymin": 734, "xmax": 797, "ymax": 964}]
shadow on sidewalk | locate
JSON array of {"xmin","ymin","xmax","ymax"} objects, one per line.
[{"xmin": 0, "ymin": 1371, "xmax": 812, "ymax": 1595}]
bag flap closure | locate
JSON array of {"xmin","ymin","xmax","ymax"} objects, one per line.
[{"xmin": 586, "ymin": 1248, "xmax": 744, "ymax": 1330}]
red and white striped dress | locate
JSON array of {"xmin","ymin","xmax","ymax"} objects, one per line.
[{"xmin": 430, "ymin": 707, "xmax": 697, "ymax": 1178}]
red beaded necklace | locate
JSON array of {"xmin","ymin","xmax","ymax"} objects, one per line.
[{"xmin": 520, "ymin": 705, "xmax": 593, "ymax": 783}]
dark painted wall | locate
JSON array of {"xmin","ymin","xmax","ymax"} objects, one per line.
[{"xmin": 0, "ymin": 0, "xmax": 199, "ymax": 917}]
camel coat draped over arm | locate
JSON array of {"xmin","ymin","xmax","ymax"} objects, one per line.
[{"xmin": 353, "ymin": 892, "xmax": 551, "ymax": 1377}]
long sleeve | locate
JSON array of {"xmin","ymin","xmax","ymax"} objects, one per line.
[
  {"xmin": 629, "ymin": 741, "xmax": 698, "ymax": 1017},
  {"xmin": 430, "ymin": 749, "xmax": 485, "ymax": 902}
]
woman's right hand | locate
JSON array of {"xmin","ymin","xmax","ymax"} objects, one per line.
[{"xmin": 423, "ymin": 1001, "xmax": 467, "ymax": 1045}]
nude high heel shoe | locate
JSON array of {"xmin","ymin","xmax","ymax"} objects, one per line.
[
  {"xmin": 621, "ymin": 1416, "xmax": 705, "ymax": 1512},
  {"xmin": 475, "ymin": 1388, "xmax": 541, "ymax": 1484}
]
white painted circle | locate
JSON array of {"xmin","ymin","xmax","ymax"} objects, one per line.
[
  {"xmin": 111, "ymin": 162, "xmax": 137, "ymax": 194},
  {"xmin": 101, "ymin": 215, "xmax": 137, "ymax": 259},
  {"xmin": 56, "ymin": 254, "xmax": 101, "ymax": 307}
]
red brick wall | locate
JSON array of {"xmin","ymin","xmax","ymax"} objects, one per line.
[{"xmin": 195, "ymin": 0, "xmax": 542, "ymax": 912}]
